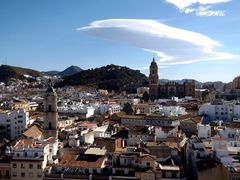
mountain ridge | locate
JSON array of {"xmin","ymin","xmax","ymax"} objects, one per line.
[
  {"xmin": 55, "ymin": 64, "xmax": 149, "ymax": 93},
  {"xmin": 0, "ymin": 64, "xmax": 42, "ymax": 83},
  {"xmin": 45, "ymin": 65, "xmax": 83, "ymax": 77}
]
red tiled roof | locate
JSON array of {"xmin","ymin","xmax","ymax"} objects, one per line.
[{"xmin": 59, "ymin": 153, "xmax": 106, "ymax": 168}]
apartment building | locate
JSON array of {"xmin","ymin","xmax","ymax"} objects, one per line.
[
  {"xmin": 11, "ymin": 137, "xmax": 58, "ymax": 180},
  {"xmin": 0, "ymin": 108, "xmax": 29, "ymax": 140}
]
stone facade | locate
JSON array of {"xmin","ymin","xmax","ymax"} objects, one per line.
[
  {"xmin": 43, "ymin": 87, "xmax": 58, "ymax": 139},
  {"xmin": 149, "ymin": 58, "xmax": 195, "ymax": 99}
]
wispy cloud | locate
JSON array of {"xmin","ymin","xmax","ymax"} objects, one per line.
[
  {"xmin": 165, "ymin": 0, "xmax": 231, "ymax": 16},
  {"xmin": 77, "ymin": 19, "xmax": 237, "ymax": 68}
]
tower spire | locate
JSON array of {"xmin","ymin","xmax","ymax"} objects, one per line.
[{"xmin": 153, "ymin": 54, "xmax": 155, "ymax": 62}]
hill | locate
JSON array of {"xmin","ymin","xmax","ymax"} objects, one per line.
[
  {"xmin": 45, "ymin": 65, "xmax": 83, "ymax": 77},
  {"xmin": 0, "ymin": 65, "xmax": 42, "ymax": 83},
  {"xmin": 45, "ymin": 70, "xmax": 60, "ymax": 76},
  {"xmin": 58, "ymin": 65, "xmax": 83, "ymax": 77},
  {"xmin": 55, "ymin": 64, "xmax": 148, "ymax": 92}
]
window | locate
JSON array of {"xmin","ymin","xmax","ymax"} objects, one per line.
[
  {"xmin": 29, "ymin": 164, "xmax": 33, "ymax": 169},
  {"xmin": 147, "ymin": 162, "xmax": 150, "ymax": 166},
  {"xmin": 21, "ymin": 163, "xmax": 25, "ymax": 168},
  {"xmin": 37, "ymin": 164, "xmax": 42, "ymax": 169},
  {"xmin": 48, "ymin": 104, "xmax": 52, "ymax": 111},
  {"xmin": 37, "ymin": 173, "xmax": 42, "ymax": 177},
  {"xmin": 172, "ymin": 172, "xmax": 177, "ymax": 178},
  {"xmin": 29, "ymin": 172, "xmax": 33, "ymax": 177},
  {"xmin": 93, "ymin": 169, "xmax": 97, "ymax": 174},
  {"xmin": 6, "ymin": 170, "xmax": 10, "ymax": 177},
  {"xmin": 12, "ymin": 163, "xmax": 17, "ymax": 168},
  {"xmin": 12, "ymin": 172, "xmax": 17, "ymax": 177},
  {"xmin": 21, "ymin": 172, "xmax": 25, "ymax": 177},
  {"xmin": 49, "ymin": 122, "xmax": 52, "ymax": 130},
  {"xmin": 34, "ymin": 152, "xmax": 38, "ymax": 157}
]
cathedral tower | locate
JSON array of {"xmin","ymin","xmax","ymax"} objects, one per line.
[
  {"xmin": 149, "ymin": 57, "xmax": 159, "ymax": 99},
  {"xmin": 43, "ymin": 86, "xmax": 58, "ymax": 139}
]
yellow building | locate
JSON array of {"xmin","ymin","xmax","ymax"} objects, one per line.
[{"xmin": 11, "ymin": 99, "xmax": 30, "ymax": 111}]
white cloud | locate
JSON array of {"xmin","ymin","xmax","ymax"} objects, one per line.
[
  {"xmin": 77, "ymin": 19, "xmax": 237, "ymax": 68},
  {"xmin": 196, "ymin": 9, "xmax": 225, "ymax": 16},
  {"xmin": 184, "ymin": 8, "xmax": 196, "ymax": 14},
  {"xmin": 165, "ymin": 0, "xmax": 231, "ymax": 16},
  {"xmin": 165, "ymin": 0, "xmax": 231, "ymax": 10}
]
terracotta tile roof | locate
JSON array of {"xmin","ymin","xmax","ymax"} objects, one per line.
[
  {"xmin": 78, "ymin": 121, "xmax": 98, "ymax": 129},
  {"xmin": 121, "ymin": 115, "xmax": 145, "ymax": 119},
  {"xmin": 95, "ymin": 138, "xmax": 116, "ymax": 152},
  {"xmin": 59, "ymin": 153, "xmax": 106, "ymax": 168},
  {"xmin": 178, "ymin": 114, "xmax": 192, "ymax": 120},
  {"xmin": 23, "ymin": 125, "xmax": 42, "ymax": 139},
  {"xmin": 14, "ymin": 137, "xmax": 57, "ymax": 150},
  {"xmin": 44, "ymin": 137, "xmax": 57, "ymax": 144},
  {"xmin": 14, "ymin": 139, "xmax": 45, "ymax": 149},
  {"xmin": 140, "ymin": 154, "xmax": 156, "ymax": 161}
]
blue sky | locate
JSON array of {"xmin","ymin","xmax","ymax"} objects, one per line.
[{"xmin": 0, "ymin": 0, "xmax": 239, "ymax": 82}]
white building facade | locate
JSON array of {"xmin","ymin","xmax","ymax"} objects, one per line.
[
  {"xmin": 199, "ymin": 100, "xmax": 240, "ymax": 122},
  {"xmin": 0, "ymin": 108, "xmax": 29, "ymax": 140}
]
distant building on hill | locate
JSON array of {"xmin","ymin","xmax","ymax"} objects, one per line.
[{"xmin": 149, "ymin": 58, "xmax": 195, "ymax": 99}]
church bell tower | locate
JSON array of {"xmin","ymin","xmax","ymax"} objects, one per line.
[
  {"xmin": 43, "ymin": 86, "xmax": 58, "ymax": 139},
  {"xmin": 149, "ymin": 57, "xmax": 159, "ymax": 99}
]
